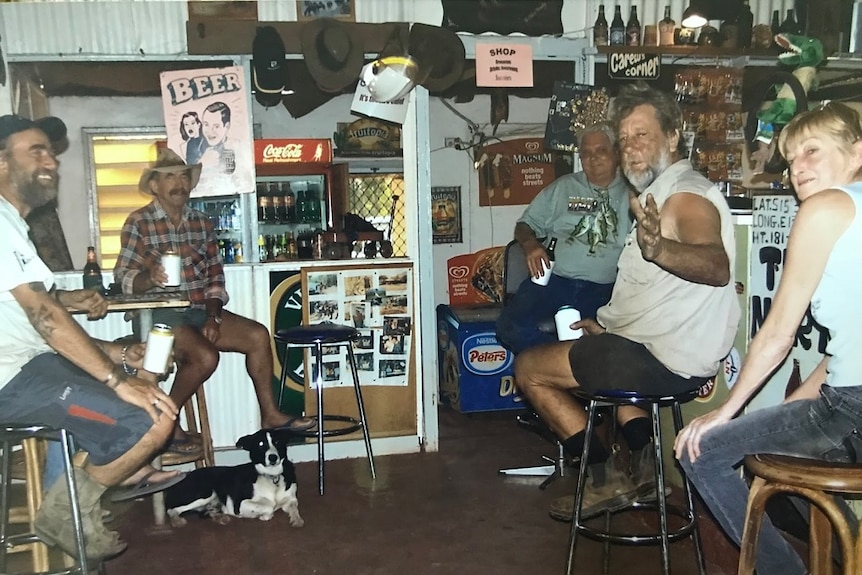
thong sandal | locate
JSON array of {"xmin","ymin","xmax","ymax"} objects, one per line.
[
  {"xmin": 270, "ymin": 415, "xmax": 316, "ymax": 432},
  {"xmin": 110, "ymin": 470, "xmax": 187, "ymax": 503},
  {"xmin": 164, "ymin": 435, "xmax": 204, "ymax": 457}
]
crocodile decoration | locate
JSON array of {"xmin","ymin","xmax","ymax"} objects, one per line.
[{"xmin": 750, "ymin": 34, "xmax": 824, "ymax": 175}]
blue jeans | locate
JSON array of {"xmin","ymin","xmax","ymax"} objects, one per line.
[
  {"xmin": 495, "ymin": 274, "xmax": 613, "ymax": 354},
  {"xmin": 679, "ymin": 384, "xmax": 862, "ymax": 575}
]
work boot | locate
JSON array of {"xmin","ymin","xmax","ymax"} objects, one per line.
[
  {"xmin": 34, "ymin": 467, "xmax": 127, "ymax": 560},
  {"xmin": 630, "ymin": 445, "xmax": 657, "ymax": 498},
  {"xmin": 549, "ymin": 452, "xmax": 639, "ymax": 522}
]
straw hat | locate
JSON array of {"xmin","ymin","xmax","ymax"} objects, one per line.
[{"xmin": 138, "ymin": 148, "xmax": 202, "ymax": 193}]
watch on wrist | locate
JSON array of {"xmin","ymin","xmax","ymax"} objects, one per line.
[{"xmin": 208, "ymin": 314, "xmax": 223, "ymax": 325}]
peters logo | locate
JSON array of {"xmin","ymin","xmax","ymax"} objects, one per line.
[
  {"xmin": 449, "ymin": 266, "xmax": 470, "ymax": 279},
  {"xmin": 461, "ymin": 333, "xmax": 513, "ymax": 376}
]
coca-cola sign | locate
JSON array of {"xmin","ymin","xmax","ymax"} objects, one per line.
[{"xmin": 254, "ymin": 139, "xmax": 332, "ymax": 165}]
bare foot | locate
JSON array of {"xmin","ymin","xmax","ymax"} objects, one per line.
[{"xmin": 119, "ymin": 465, "xmax": 182, "ymax": 487}]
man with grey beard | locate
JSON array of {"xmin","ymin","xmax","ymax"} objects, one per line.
[
  {"xmin": 0, "ymin": 114, "xmax": 181, "ymax": 561},
  {"xmin": 513, "ymin": 83, "xmax": 740, "ymax": 522}
]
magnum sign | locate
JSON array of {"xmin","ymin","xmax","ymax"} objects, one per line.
[{"xmin": 608, "ymin": 53, "xmax": 661, "ymax": 80}]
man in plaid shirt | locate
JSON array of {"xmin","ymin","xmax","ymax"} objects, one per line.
[{"xmin": 114, "ymin": 149, "xmax": 312, "ymax": 457}]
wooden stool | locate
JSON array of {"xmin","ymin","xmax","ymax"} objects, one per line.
[
  {"xmin": 160, "ymin": 385, "xmax": 214, "ymax": 468},
  {"xmin": 274, "ymin": 323, "xmax": 375, "ymax": 495},
  {"xmin": 5, "ymin": 438, "xmax": 49, "ymax": 572},
  {"xmin": 0, "ymin": 425, "xmax": 92, "ymax": 575},
  {"xmin": 738, "ymin": 454, "xmax": 862, "ymax": 575},
  {"xmin": 566, "ymin": 388, "xmax": 706, "ymax": 575}
]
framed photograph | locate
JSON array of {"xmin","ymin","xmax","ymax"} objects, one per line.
[{"xmin": 297, "ymin": 0, "xmax": 355, "ymax": 21}]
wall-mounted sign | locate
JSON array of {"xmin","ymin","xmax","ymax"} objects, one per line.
[
  {"xmin": 475, "ymin": 43, "xmax": 534, "ymax": 87},
  {"xmin": 607, "ymin": 53, "xmax": 661, "ymax": 80},
  {"xmin": 253, "ymin": 139, "xmax": 332, "ymax": 165},
  {"xmin": 333, "ymin": 118, "xmax": 402, "ymax": 157},
  {"xmin": 476, "ymin": 137, "xmax": 570, "ymax": 206}
]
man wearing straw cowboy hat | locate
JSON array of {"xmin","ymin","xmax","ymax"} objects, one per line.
[{"xmin": 114, "ymin": 149, "xmax": 314, "ymax": 459}]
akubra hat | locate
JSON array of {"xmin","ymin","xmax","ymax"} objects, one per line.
[
  {"xmin": 301, "ymin": 18, "xmax": 365, "ymax": 94},
  {"xmin": 408, "ymin": 24, "xmax": 465, "ymax": 93},
  {"xmin": 139, "ymin": 148, "xmax": 202, "ymax": 193}
]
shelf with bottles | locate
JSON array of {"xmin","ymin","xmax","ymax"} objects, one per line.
[{"xmin": 255, "ymin": 179, "xmax": 326, "ymax": 230}]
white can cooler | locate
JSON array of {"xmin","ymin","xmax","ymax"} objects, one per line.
[
  {"xmin": 530, "ymin": 260, "xmax": 555, "ymax": 286},
  {"xmin": 555, "ymin": 306, "xmax": 583, "ymax": 341},
  {"xmin": 162, "ymin": 252, "xmax": 182, "ymax": 287},
  {"xmin": 143, "ymin": 324, "xmax": 174, "ymax": 374}
]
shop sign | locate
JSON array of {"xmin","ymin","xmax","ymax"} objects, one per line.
[
  {"xmin": 476, "ymin": 137, "xmax": 569, "ymax": 206},
  {"xmin": 334, "ymin": 118, "xmax": 402, "ymax": 157},
  {"xmin": 254, "ymin": 139, "xmax": 332, "ymax": 165},
  {"xmin": 607, "ymin": 53, "xmax": 661, "ymax": 80},
  {"xmin": 475, "ymin": 43, "xmax": 534, "ymax": 87}
]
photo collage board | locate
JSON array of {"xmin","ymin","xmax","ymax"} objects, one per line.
[{"xmin": 303, "ymin": 264, "xmax": 413, "ymax": 388}]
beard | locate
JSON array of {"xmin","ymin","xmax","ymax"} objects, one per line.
[
  {"xmin": 16, "ymin": 168, "xmax": 59, "ymax": 210},
  {"xmin": 624, "ymin": 148, "xmax": 672, "ymax": 193}
]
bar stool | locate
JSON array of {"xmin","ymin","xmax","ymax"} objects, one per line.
[
  {"xmin": 274, "ymin": 323, "xmax": 375, "ymax": 495},
  {"xmin": 565, "ymin": 388, "xmax": 706, "ymax": 575},
  {"xmin": 0, "ymin": 424, "xmax": 92, "ymax": 575},
  {"xmin": 738, "ymin": 454, "xmax": 862, "ymax": 575}
]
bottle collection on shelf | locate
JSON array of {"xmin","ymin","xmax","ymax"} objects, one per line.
[{"xmin": 594, "ymin": 2, "xmax": 757, "ymax": 49}]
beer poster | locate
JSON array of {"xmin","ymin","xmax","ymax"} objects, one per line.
[
  {"xmin": 476, "ymin": 137, "xmax": 570, "ymax": 206},
  {"xmin": 431, "ymin": 186, "xmax": 462, "ymax": 244},
  {"xmin": 160, "ymin": 66, "xmax": 255, "ymax": 197}
]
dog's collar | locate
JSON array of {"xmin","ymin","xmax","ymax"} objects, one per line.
[{"xmin": 271, "ymin": 475, "xmax": 281, "ymax": 485}]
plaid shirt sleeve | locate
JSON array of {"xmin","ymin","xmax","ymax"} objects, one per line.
[{"xmin": 114, "ymin": 208, "xmax": 159, "ymax": 294}]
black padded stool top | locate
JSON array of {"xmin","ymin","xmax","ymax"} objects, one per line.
[
  {"xmin": 573, "ymin": 387, "xmax": 701, "ymax": 406},
  {"xmin": 275, "ymin": 323, "xmax": 359, "ymax": 345}
]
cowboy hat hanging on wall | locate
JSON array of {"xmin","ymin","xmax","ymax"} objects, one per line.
[
  {"xmin": 301, "ymin": 18, "xmax": 364, "ymax": 93},
  {"xmin": 408, "ymin": 23, "xmax": 465, "ymax": 94}
]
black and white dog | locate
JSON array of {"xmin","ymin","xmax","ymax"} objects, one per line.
[{"xmin": 165, "ymin": 429, "xmax": 303, "ymax": 527}]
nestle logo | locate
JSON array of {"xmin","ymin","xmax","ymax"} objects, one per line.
[{"xmin": 461, "ymin": 333, "xmax": 512, "ymax": 376}]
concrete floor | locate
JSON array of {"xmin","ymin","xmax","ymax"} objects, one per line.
[{"xmin": 9, "ymin": 408, "xmax": 770, "ymax": 575}]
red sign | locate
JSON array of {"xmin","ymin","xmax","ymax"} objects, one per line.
[
  {"xmin": 476, "ymin": 137, "xmax": 567, "ymax": 206},
  {"xmin": 254, "ymin": 139, "xmax": 332, "ymax": 165},
  {"xmin": 447, "ymin": 247, "xmax": 504, "ymax": 306}
]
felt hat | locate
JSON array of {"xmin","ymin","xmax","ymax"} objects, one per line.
[
  {"xmin": 301, "ymin": 18, "xmax": 364, "ymax": 94},
  {"xmin": 252, "ymin": 26, "xmax": 288, "ymax": 108},
  {"xmin": 408, "ymin": 24, "xmax": 465, "ymax": 94},
  {"xmin": 138, "ymin": 147, "xmax": 201, "ymax": 193},
  {"xmin": 0, "ymin": 114, "xmax": 68, "ymax": 153}
]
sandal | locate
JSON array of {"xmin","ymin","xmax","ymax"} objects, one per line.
[
  {"xmin": 163, "ymin": 435, "xmax": 204, "ymax": 457},
  {"xmin": 270, "ymin": 415, "xmax": 316, "ymax": 432},
  {"xmin": 110, "ymin": 470, "xmax": 186, "ymax": 502}
]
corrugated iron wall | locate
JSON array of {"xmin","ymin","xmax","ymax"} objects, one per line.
[{"xmin": 1, "ymin": 1, "xmax": 799, "ymax": 58}]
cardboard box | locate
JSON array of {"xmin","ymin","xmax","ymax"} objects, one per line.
[
  {"xmin": 446, "ymin": 247, "xmax": 505, "ymax": 306},
  {"xmin": 437, "ymin": 304, "xmax": 522, "ymax": 413}
]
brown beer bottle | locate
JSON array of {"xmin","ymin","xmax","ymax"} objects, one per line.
[
  {"xmin": 82, "ymin": 246, "xmax": 103, "ymax": 292},
  {"xmin": 593, "ymin": 4, "xmax": 609, "ymax": 47},
  {"xmin": 626, "ymin": 6, "xmax": 641, "ymax": 46},
  {"xmin": 609, "ymin": 5, "xmax": 625, "ymax": 46}
]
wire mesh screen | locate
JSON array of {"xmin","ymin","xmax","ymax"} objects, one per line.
[{"xmin": 348, "ymin": 174, "xmax": 407, "ymax": 258}]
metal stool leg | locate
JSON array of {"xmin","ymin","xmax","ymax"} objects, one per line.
[
  {"xmin": 277, "ymin": 339, "xmax": 291, "ymax": 409},
  {"xmin": 60, "ymin": 429, "xmax": 89, "ymax": 575},
  {"xmin": 314, "ymin": 342, "xmax": 326, "ymax": 495},
  {"xmin": 566, "ymin": 399, "xmax": 600, "ymax": 575},
  {"xmin": 346, "ymin": 346, "xmax": 375, "ymax": 479},
  {"xmin": 651, "ymin": 402, "xmax": 671, "ymax": 575},
  {"xmin": 0, "ymin": 439, "xmax": 11, "ymax": 571},
  {"xmin": 672, "ymin": 403, "xmax": 706, "ymax": 575}
]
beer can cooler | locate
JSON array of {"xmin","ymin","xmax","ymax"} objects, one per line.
[
  {"xmin": 555, "ymin": 306, "xmax": 583, "ymax": 341},
  {"xmin": 162, "ymin": 252, "xmax": 182, "ymax": 287},
  {"xmin": 530, "ymin": 260, "xmax": 554, "ymax": 286},
  {"xmin": 143, "ymin": 324, "xmax": 174, "ymax": 374}
]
